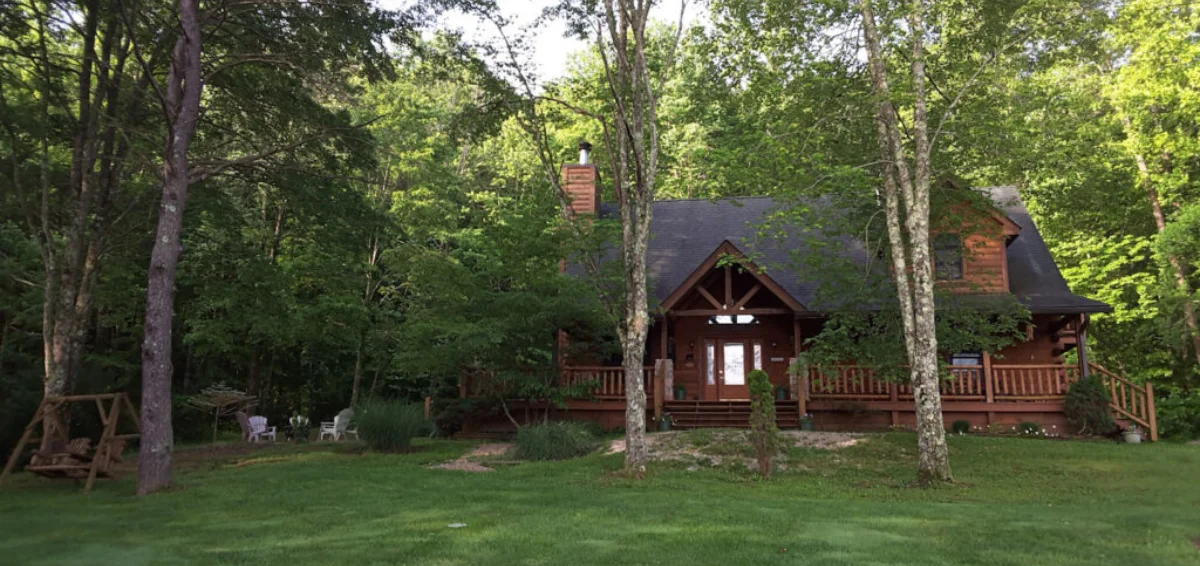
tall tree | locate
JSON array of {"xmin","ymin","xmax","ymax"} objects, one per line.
[
  {"xmin": 594, "ymin": 0, "xmax": 675, "ymax": 473},
  {"xmin": 1106, "ymin": 0, "xmax": 1200, "ymax": 365},
  {"xmin": 859, "ymin": 0, "xmax": 950, "ymax": 484},
  {"xmin": 0, "ymin": 0, "xmax": 160, "ymax": 404},
  {"xmin": 136, "ymin": 0, "xmax": 406, "ymax": 493},
  {"xmin": 138, "ymin": 0, "xmax": 204, "ymax": 495},
  {"xmin": 455, "ymin": 0, "xmax": 681, "ymax": 472}
]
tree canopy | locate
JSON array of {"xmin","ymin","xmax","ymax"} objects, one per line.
[{"xmin": 1, "ymin": 0, "xmax": 1198, "ymax": 464}]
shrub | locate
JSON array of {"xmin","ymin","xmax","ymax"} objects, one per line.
[
  {"xmin": 1064, "ymin": 375, "xmax": 1116, "ymax": 436},
  {"xmin": 950, "ymin": 420, "xmax": 971, "ymax": 434},
  {"xmin": 748, "ymin": 369, "xmax": 781, "ymax": 478},
  {"xmin": 432, "ymin": 397, "xmax": 499, "ymax": 438},
  {"xmin": 1018, "ymin": 421, "xmax": 1043, "ymax": 436},
  {"xmin": 1155, "ymin": 388, "xmax": 1200, "ymax": 439},
  {"xmin": 514, "ymin": 421, "xmax": 599, "ymax": 461},
  {"xmin": 357, "ymin": 400, "xmax": 429, "ymax": 452}
]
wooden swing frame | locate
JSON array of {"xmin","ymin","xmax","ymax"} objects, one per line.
[{"xmin": 0, "ymin": 393, "xmax": 141, "ymax": 493}]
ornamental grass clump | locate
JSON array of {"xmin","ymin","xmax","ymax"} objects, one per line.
[
  {"xmin": 357, "ymin": 400, "xmax": 429, "ymax": 452},
  {"xmin": 514, "ymin": 421, "xmax": 599, "ymax": 461},
  {"xmin": 748, "ymin": 369, "xmax": 782, "ymax": 478}
]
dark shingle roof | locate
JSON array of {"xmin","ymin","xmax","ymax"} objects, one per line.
[{"xmin": 600, "ymin": 187, "xmax": 1110, "ymax": 314}]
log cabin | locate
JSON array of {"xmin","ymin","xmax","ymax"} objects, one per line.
[{"xmin": 472, "ymin": 147, "xmax": 1158, "ymax": 440}]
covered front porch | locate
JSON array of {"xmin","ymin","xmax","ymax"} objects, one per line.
[{"xmin": 559, "ymin": 359, "xmax": 1157, "ymax": 439}]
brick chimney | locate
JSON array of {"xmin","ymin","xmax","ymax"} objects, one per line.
[{"xmin": 561, "ymin": 142, "xmax": 599, "ymax": 217}]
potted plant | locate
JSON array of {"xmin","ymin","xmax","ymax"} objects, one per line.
[
  {"xmin": 289, "ymin": 414, "xmax": 311, "ymax": 443},
  {"xmin": 657, "ymin": 412, "xmax": 674, "ymax": 432},
  {"xmin": 673, "ymin": 384, "xmax": 686, "ymax": 401},
  {"xmin": 1122, "ymin": 424, "xmax": 1142, "ymax": 444},
  {"xmin": 799, "ymin": 413, "xmax": 814, "ymax": 431}
]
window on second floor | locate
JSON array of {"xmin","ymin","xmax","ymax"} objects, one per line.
[{"xmin": 934, "ymin": 233, "xmax": 964, "ymax": 280}]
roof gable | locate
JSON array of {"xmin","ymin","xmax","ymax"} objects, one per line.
[{"xmin": 658, "ymin": 240, "xmax": 805, "ymax": 313}]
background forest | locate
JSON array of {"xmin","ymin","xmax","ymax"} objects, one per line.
[{"xmin": 2, "ymin": 0, "xmax": 1198, "ymax": 460}]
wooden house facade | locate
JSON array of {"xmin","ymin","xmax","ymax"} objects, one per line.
[{"xmin": 475, "ymin": 153, "xmax": 1158, "ymax": 439}]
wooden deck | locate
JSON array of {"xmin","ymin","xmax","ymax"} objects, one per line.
[{"xmin": 558, "ymin": 360, "xmax": 1158, "ymax": 439}]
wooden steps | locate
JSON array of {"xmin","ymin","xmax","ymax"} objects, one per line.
[{"xmin": 664, "ymin": 400, "xmax": 800, "ymax": 429}]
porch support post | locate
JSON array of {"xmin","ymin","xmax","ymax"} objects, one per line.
[
  {"xmin": 653, "ymin": 360, "xmax": 666, "ymax": 422},
  {"xmin": 789, "ymin": 358, "xmax": 807, "ymax": 420},
  {"xmin": 1078, "ymin": 314, "xmax": 1090, "ymax": 378},
  {"xmin": 983, "ymin": 351, "xmax": 994, "ymax": 425},
  {"xmin": 792, "ymin": 317, "xmax": 802, "ymax": 356},
  {"xmin": 659, "ymin": 317, "xmax": 669, "ymax": 362}
]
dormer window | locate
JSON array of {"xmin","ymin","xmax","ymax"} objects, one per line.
[{"xmin": 934, "ymin": 234, "xmax": 963, "ymax": 280}]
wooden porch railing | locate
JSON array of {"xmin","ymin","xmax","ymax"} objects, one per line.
[
  {"xmin": 557, "ymin": 361, "xmax": 1157, "ymax": 441},
  {"xmin": 560, "ymin": 365, "xmax": 656, "ymax": 400},
  {"xmin": 991, "ymin": 364, "xmax": 1081, "ymax": 400},
  {"xmin": 1089, "ymin": 362, "xmax": 1157, "ymax": 441},
  {"xmin": 806, "ymin": 364, "xmax": 1084, "ymax": 402}
]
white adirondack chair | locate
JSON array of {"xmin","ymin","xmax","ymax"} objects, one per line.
[
  {"xmin": 248, "ymin": 416, "xmax": 276, "ymax": 442},
  {"xmin": 318, "ymin": 419, "xmax": 337, "ymax": 440},
  {"xmin": 318, "ymin": 412, "xmax": 358, "ymax": 441}
]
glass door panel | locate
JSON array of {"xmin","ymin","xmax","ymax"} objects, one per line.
[{"xmin": 723, "ymin": 342, "xmax": 745, "ymax": 385}]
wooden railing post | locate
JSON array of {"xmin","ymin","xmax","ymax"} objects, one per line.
[
  {"xmin": 888, "ymin": 381, "xmax": 899, "ymax": 427},
  {"xmin": 1145, "ymin": 381, "xmax": 1158, "ymax": 442},
  {"xmin": 653, "ymin": 360, "xmax": 665, "ymax": 421},
  {"xmin": 982, "ymin": 352, "xmax": 994, "ymax": 403}
]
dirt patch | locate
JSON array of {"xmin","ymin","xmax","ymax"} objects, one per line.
[
  {"xmin": 783, "ymin": 430, "xmax": 861, "ymax": 450},
  {"xmin": 608, "ymin": 430, "xmax": 863, "ymax": 470},
  {"xmin": 466, "ymin": 443, "xmax": 512, "ymax": 458},
  {"xmin": 429, "ymin": 442, "xmax": 512, "ymax": 473},
  {"xmin": 431, "ymin": 460, "xmax": 494, "ymax": 472}
]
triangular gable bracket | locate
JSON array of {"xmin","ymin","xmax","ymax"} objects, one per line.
[{"xmin": 659, "ymin": 240, "xmax": 805, "ymax": 315}]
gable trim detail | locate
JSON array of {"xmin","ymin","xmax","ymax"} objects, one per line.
[{"xmin": 658, "ymin": 240, "xmax": 805, "ymax": 314}]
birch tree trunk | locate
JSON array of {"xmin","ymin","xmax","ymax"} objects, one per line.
[
  {"xmin": 860, "ymin": 0, "xmax": 951, "ymax": 485},
  {"xmin": 473, "ymin": 0, "xmax": 677, "ymax": 473},
  {"xmin": 138, "ymin": 0, "xmax": 204, "ymax": 495},
  {"xmin": 598, "ymin": 0, "xmax": 665, "ymax": 474}
]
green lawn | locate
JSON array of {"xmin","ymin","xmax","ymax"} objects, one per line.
[{"xmin": 1, "ymin": 433, "xmax": 1198, "ymax": 565}]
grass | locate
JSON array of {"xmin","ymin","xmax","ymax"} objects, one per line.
[{"xmin": 1, "ymin": 433, "xmax": 1198, "ymax": 565}]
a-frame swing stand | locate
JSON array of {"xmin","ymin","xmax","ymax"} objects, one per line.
[{"xmin": 0, "ymin": 393, "xmax": 141, "ymax": 493}]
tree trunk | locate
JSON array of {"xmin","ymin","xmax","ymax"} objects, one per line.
[
  {"xmin": 597, "ymin": 0, "xmax": 663, "ymax": 474},
  {"xmin": 860, "ymin": 0, "xmax": 951, "ymax": 485},
  {"xmin": 27, "ymin": 0, "xmax": 142, "ymax": 406},
  {"xmin": 1123, "ymin": 118, "xmax": 1200, "ymax": 365},
  {"xmin": 138, "ymin": 0, "xmax": 204, "ymax": 496},
  {"xmin": 350, "ymin": 329, "xmax": 366, "ymax": 408}
]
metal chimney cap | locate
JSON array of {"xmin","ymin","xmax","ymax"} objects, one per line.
[
  {"xmin": 578, "ymin": 141, "xmax": 593, "ymax": 151},
  {"xmin": 578, "ymin": 141, "xmax": 593, "ymax": 165}
]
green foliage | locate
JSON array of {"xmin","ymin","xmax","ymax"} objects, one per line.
[
  {"xmin": 1154, "ymin": 388, "xmax": 1200, "ymax": 439},
  {"xmin": 431, "ymin": 397, "xmax": 500, "ymax": 438},
  {"xmin": 1018, "ymin": 422, "xmax": 1044, "ymax": 436},
  {"xmin": 356, "ymin": 400, "xmax": 430, "ymax": 452},
  {"xmin": 748, "ymin": 369, "xmax": 781, "ymax": 478},
  {"xmin": 1064, "ymin": 376, "xmax": 1117, "ymax": 436},
  {"xmin": 951, "ymin": 420, "xmax": 972, "ymax": 435},
  {"xmin": 513, "ymin": 421, "xmax": 600, "ymax": 461}
]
